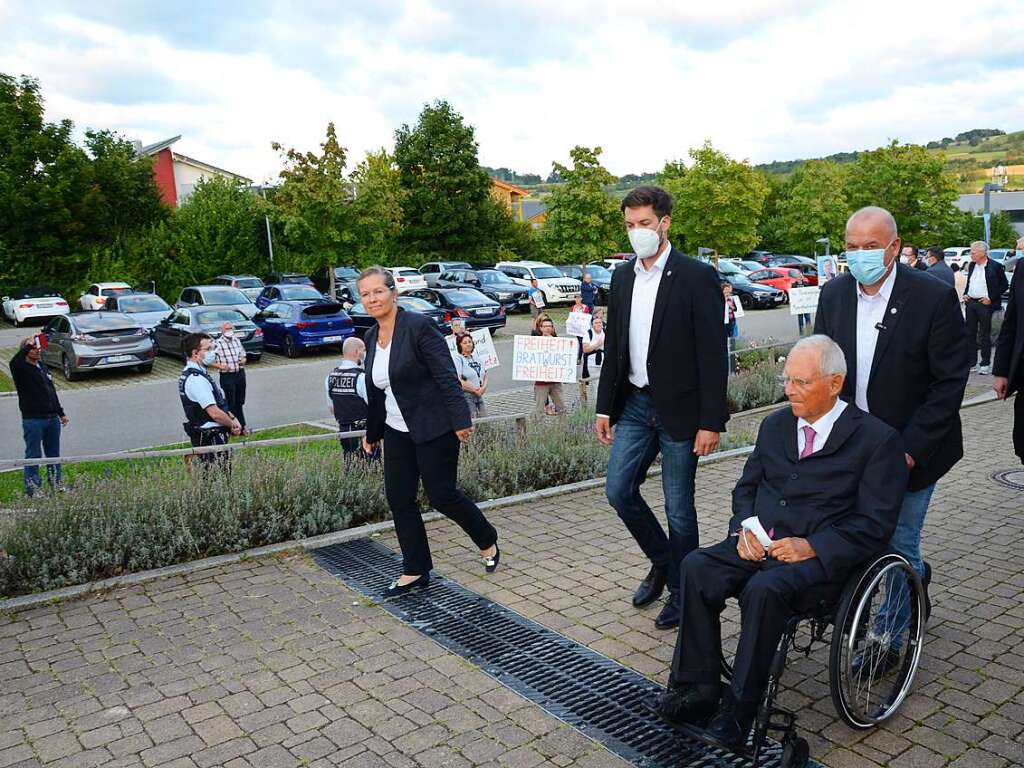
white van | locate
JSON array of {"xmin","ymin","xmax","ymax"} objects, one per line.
[{"xmin": 495, "ymin": 261, "xmax": 581, "ymax": 305}]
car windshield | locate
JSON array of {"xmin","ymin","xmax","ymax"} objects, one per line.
[
  {"xmin": 397, "ymin": 269, "xmax": 421, "ymax": 277},
  {"xmin": 117, "ymin": 295, "xmax": 170, "ymax": 312},
  {"xmin": 281, "ymin": 275, "xmax": 311, "ymax": 283},
  {"xmin": 279, "ymin": 285, "xmax": 322, "ymax": 300},
  {"xmin": 101, "ymin": 286, "xmax": 131, "ymax": 296},
  {"xmin": 531, "ymin": 267, "xmax": 562, "ymax": 279},
  {"xmin": 477, "ymin": 271, "xmax": 507, "ymax": 284},
  {"xmin": 348, "ymin": 302, "xmax": 366, "ymax": 314},
  {"xmin": 583, "ymin": 266, "xmax": 611, "ymax": 280},
  {"xmin": 725, "ymin": 273, "xmax": 752, "ymax": 286},
  {"xmin": 13, "ymin": 286, "xmax": 60, "ymax": 299},
  {"xmin": 74, "ymin": 313, "xmax": 137, "ymax": 331},
  {"xmin": 398, "ymin": 296, "xmax": 435, "ymax": 311},
  {"xmin": 334, "ymin": 268, "xmax": 360, "ymax": 279},
  {"xmin": 235, "ymin": 278, "xmax": 263, "ymax": 288},
  {"xmin": 718, "ymin": 261, "xmax": 742, "ymax": 275},
  {"xmin": 197, "ymin": 310, "xmax": 247, "ymax": 325},
  {"xmin": 444, "ymin": 289, "xmax": 491, "ymax": 306},
  {"xmin": 201, "ymin": 288, "xmax": 249, "ymax": 304}
]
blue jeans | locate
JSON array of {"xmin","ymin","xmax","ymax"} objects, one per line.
[
  {"xmin": 605, "ymin": 390, "xmax": 699, "ymax": 594},
  {"xmin": 23, "ymin": 416, "xmax": 62, "ymax": 496},
  {"xmin": 876, "ymin": 483, "xmax": 935, "ymax": 648}
]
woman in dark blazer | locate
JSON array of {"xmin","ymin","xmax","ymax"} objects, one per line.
[{"xmin": 358, "ymin": 267, "xmax": 500, "ymax": 598}]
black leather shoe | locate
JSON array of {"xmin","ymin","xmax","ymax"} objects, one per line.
[
  {"xmin": 643, "ymin": 684, "xmax": 720, "ymax": 728},
  {"xmin": 484, "ymin": 544, "xmax": 500, "ymax": 574},
  {"xmin": 381, "ymin": 574, "xmax": 430, "ymax": 599},
  {"xmin": 654, "ymin": 591, "xmax": 680, "ymax": 630},
  {"xmin": 922, "ymin": 561, "xmax": 932, "ymax": 621},
  {"xmin": 633, "ymin": 565, "xmax": 667, "ymax": 608},
  {"xmin": 706, "ymin": 699, "xmax": 754, "ymax": 752}
]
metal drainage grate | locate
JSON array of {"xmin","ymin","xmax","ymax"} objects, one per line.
[
  {"xmin": 992, "ymin": 469, "xmax": 1024, "ymax": 491},
  {"xmin": 312, "ymin": 539, "xmax": 819, "ymax": 768}
]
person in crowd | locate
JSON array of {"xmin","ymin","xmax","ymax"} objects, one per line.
[
  {"xmin": 325, "ymin": 337, "xmax": 369, "ymax": 456},
  {"xmin": 580, "ymin": 272, "xmax": 598, "ymax": 312},
  {"xmin": 531, "ymin": 311, "xmax": 552, "ymax": 336},
  {"xmin": 453, "ymin": 333, "xmax": 487, "ymax": 417},
  {"xmin": 570, "ymin": 293, "xmax": 592, "ymax": 316},
  {"xmin": 358, "ymin": 267, "xmax": 500, "ymax": 598},
  {"xmin": 723, "ymin": 281, "xmax": 738, "ymax": 373},
  {"xmin": 528, "ymin": 278, "xmax": 546, "ymax": 318},
  {"xmin": 963, "ymin": 240, "xmax": 1009, "ymax": 375},
  {"xmin": 651, "ymin": 335, "xmax": 905, "ymax": 750},
  {"xmin": 993, "ymin": 236, "xmax": 1024, "ymax": 465},
  {"xmin": 450, "ymin": 317, "xmax": 467, "ymax": 337},
  {"xmin": 210, "ymin": 320, "xmax": 248, "ymax": 434},
  {"xmin": 596, "ymin": 185, "xmax": 729, "ymax": 630},
  {"xmin": 902, "ymin": 244, "xmax": 928, "ymax": 271},
  {"xmin": 534, "ymin": 317, "xmax": 566, "ymax": 416},
  {"xmin": 569, "ymin": 293, "xmax": 593, "ymax": 375},
  {"xmin": 814, "ymin": 206, "xmax": 968, "ymax": 646},
  {"xmin": 924, "ymin": 246, "xmax": 955, "ymax": 288},
  {"xmin": 579, "ymin": 315, "xmax": 605, "ymax": 405},
  {"xmin": 10, "ymin": 335, "xmax": 68, "ymax": 496},
  {"xmin": 179, "ymin": 333, "xmax": 242, "ymax": 469}
]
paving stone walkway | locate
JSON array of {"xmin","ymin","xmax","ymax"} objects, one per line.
[{"xmin": 1, "ymin": 399, "xmax": 1022, "ymax": 767}]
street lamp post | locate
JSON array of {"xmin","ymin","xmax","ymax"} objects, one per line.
[{"xmin": 982, "ymin": 182, "xmax": 1003, "ymax": 246}]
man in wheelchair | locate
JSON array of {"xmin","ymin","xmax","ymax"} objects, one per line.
[{"xmin": 652, "ymin": 335, "xmax": 908, "ymax": 750}]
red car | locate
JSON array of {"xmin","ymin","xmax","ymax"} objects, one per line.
[
  {"xmin": 747, "ymin": 268, "xmax": 807, "ymax": 300},
  {"xmin": 778, "ymin": 262, "xmax": 819, "ymax": 286}
]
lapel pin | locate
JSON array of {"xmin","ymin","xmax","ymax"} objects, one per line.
[
  {"xmin": 667, "ymin": 271, "xmax": 672, "ymax": 276},
  {"xmin": 890, "ymin": 307, "xmax": 897, "ymax": 314}
]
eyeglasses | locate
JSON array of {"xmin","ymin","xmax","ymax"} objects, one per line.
[{"xmin": 777, "ymin": 374, "xmax": 822, "ymax": 388}]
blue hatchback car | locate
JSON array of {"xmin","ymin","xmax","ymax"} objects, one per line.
[{"xmin": 254, "ymin": 300, "xmax": 355, "ymax": 357}]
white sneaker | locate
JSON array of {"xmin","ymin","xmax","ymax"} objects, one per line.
[{"xmin": 978, "ymin": 365, "xmax": 991, "ymax": 375}]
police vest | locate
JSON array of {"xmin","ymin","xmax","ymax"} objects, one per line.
[
  {"xmin": 179, "ymin": 367, "xmax": 229, "ymax": 429},
  {"xmin": 327, "ymin": 365, "xmax": 368, "ymax": 426}
]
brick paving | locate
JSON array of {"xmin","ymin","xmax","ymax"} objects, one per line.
[{"xmin": 1, "ymin": 400, "xmax": 1022, "ymax": 767}]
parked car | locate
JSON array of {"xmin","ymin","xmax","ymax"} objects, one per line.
[
  {"xmin": 943, "ymin": 247, "xmax": 971, "ymax": 268},
  {"xmin": 406, "ymin": 287, "xmax": 506, "ymax": 334},
  {"xmin": 212, "ymin": 274, "xmax": 265, "ymax": 301},
  {"xmin": 719, "ymin": 272, "xmax": 786, "ymax": 309},
  {"xmin": 717, "ymin": 260, "xmax": 747, "ymax": 278},
  {"xmin": 346, "ymin": 295, "xmax": 450, "ymax": 337},
  {"xmin": 989, "ymin": 248, "xmax": 1014, "ymax": 266},
  {"xmin": 591, "ymin": 257, "xmax": 631, "ymax": 271},
  {"xmin": 40, "ymin": 312, "xmax": 154, "ymax": 381},
  {"xmin": 2, "ymin": 286, "xmax": 70, "ymax": 327},
  {"xmin": 436, "ymin": 268, "xmax": 530, "ymax": 312},
  {"xmin": 746, "ymin": 250, "xmax": 774, "ymax": 264},
  {"xmin": 255, "ymin": 283, "xmax": 328, "ymax": 310},
  {"xmin": 729, "ymin": 259, "xmax": 764, "ymax": 274},
  {"xmin": 385, "ymin": 267, "xmax": 428, "ymax": 293},
  {"xmin": 776, "ymin": 262, "xmax": 819, "ymax": 286},
  {"xmin": 418, "ymin": 261, "xmax": 473, "ymax": 286},
  {"xmin": 766, "ymin": 255, "xmax": 815, "ymax": 268},
  {"xmin": 79, "ymin": 282, "xmax": 133, "ymax": 311},
  {"xmin": 313, "ymin": 265, "xmax": 362, "ymax": 302},
  {"xmin": 747, "ymin": 267, "xmax": 807, "ymax": 299},
  {"xmin": 266, "ymin": 272, "xmax": 315, "ymax": 286},
  {"xmin": 254, "ymin": 301, "xmax": 355, "ymax": 358},
  {"xmin": 495, "ymin": 261, "xmax": 581, "ymax": 305},
  {"xmin": 153, "ymin": 307, "xmax": 263, "ymax": 361},
  {"xmin": 101, "ymin": 292, "xmax": 174, "ymax": 330},
  {"xmin": 175, "ymin": 285, "xmax": 258, "ymax": 319},
  {"xmin": 559, "ymin": 264, "xmax": 612, "ymax": 305}
]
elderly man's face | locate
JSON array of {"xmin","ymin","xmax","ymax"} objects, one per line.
[
  {"xmin": 783, "ymin": 347, "xmax": 843, "ymax": 422},
  {"xmin": 970, "ymin": 244, "xmax": 988, "ymax": 263}
]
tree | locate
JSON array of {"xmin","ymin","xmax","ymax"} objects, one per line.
[
  {"xmin": 349, "ymin": 149, "xmax": 404, "ymax": 265},
  {"xmin": 671, "ymin": 141, "xmax": 770, "ymax": 255},
  {"xmin": 657, "ymin": 159, "xmax": 689, "ymax": 249},
  {"xmin": 542, "ymin": 146, "xmax": 622, "ymax": 263},
  {"xmin": 393, "ymin": 100, "xmax": 493, "ymax": 258},
  {"xmin": 936, "ymin": 209, "xmax": 1019, "ymax": 248},
  {"xmin": 766, "ymin": 160, "xmax": 849, "ymax": 254}
]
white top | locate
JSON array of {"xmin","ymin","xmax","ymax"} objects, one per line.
[
  {"xmin": 797, "ymin": 398, "xmax": 848, "ymax": 455},
  {"xmin": 854, "ymin": 265, "xmax": 897, "ymax": 412},
  {"xmin": 324, "ymin": 359, "xmax": 368, "ymax": 407},
  {"xmin": 966, "ymin": 261, "xmax": 989, "ymax": 299},
  {"xmin": 453, "ymin": 353, "xmax": 484, "ymax": 389},
  {"xmin": 585, "ymin": 329, "xmax": 605, "ymax": 354},
  {"xmin": 371, "ymin": 342, "xmax": 409, "ymax": 433},
  {"xmin": 628, "ymin": 242, "xmax": 671, "ymax": 388},
  {"xmin": 182, "ymin": 361, "xmax": 218, "ymax": 428}
]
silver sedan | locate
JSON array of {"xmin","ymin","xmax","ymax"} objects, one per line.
[{"xmin": 40, "ymin": 312, "xmax": 155, "ymax": 381}]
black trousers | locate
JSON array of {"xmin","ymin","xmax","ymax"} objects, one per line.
[
  {"xmin": 220, "ymin": 370, "xmax": 247, "ymax": 429},
  {"xmin": 669, "ymin": 539, "xmax": 837, "ymax": 707},
  {"xmin": 188, "ymin": 427, "xmax": 230, "ymax": 468},
  {"xmin": 383, "ymin": 425, "xmax": 497, "ymax": 575},
  {"xmin": 965, "ymin": 301, "xmax": 994, "ymax": 366},
  {"xmin": 1015, "ymin": 390, "xmax": 1024, "ymax": 465}
]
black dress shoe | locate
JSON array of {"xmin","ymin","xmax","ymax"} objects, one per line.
[
  {"xmin": 643, "ymin": 684, "xmax": 720, "ymax": 728},
  {"xmin": 633, "ymin": 565, "xmax": 667, "ymax": 608},
  {"xmin": 381, "ymin": 574, "xmax": 430, "ymax": 599},
  {"xmin": 484, "ymin": 544, "xmax": 500, "ymax": 573},
  {"xmin": 654, "ymin": 591, "xmax": 680, "ymax": 630},
  {"xmin": 706, "ymin": 699, "xmax": 754, "ymax": 752}
]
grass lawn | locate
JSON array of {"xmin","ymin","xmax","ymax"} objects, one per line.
[{"xmin": 0, "ymin": 371, "xmax": 13, "ymax": 393}]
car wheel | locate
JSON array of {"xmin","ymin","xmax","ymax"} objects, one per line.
[
  {"xmin": 137, "ymin": 363, "xmax": 154, "ymax": 374},
  {"xmin": 739, "ymin": 294, "xmax": 752, "ymax": 309},
  {"xmin": 283, "ymin": 335, "xmax": 300, "ymax": 358},
  {"xmin": 248, "ymin": 354, "xmax": 262, "ymax": 363},
  {"xmin": 61, "ymin": 354, "xmax": 79, "ymax": 382},
  {"xmin": 12, "ymin": 317, "xmax": 20, "ymax": 328}
]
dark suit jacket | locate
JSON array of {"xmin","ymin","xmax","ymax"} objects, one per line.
[
  {"xmin": 926, "ymin": 259, "xmax": 955, "ymax": 288},
  {"xmin": 966, "ymin": 259, "xmax": 1009, "ymax": 310},
  {"xmin": 729, "ymin": 405, "xmax": 906, "ymax": 580},
  {"xmin": 364, "ymin": 308, "xmax": 471, "ymax": 445},
  {"xmin": 813, "ymin": 264, "xmax": 969, "ymax": 491},
  {"xmin": 994, "ymin": 271, "xmax": 1024, "ymax": 392},
  {"xmin": 595, "ymin": 248, "xmax": 729, "ymax": 441}
]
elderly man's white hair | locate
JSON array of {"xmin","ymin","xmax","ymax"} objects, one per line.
[
  {"xmin": 970, "ymin": 240, "xmax": 989, "ymax": 253},
  {"xmin": 846, "ymin": 206, "xmax": 898, "ymax": 240},
  {"xmin": 342, "ymin": 336, "xmax": 365, "ymax": 359},
  {"xmin": 790, "ymin": 334, "xmax": 848, "ymax": 378}
]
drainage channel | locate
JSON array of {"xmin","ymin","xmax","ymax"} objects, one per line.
[{"xmin": 312, "ymin": 538, "xmax": 818, "ymax": 768}]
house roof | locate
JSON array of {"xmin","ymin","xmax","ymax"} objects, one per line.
[
  {"xmin": 171, "ymin": 152, "xmax": 252, "ymax": 184},
  {"xmin": 138, "ymin": 135, "xmax": 181, "ymax": 156},
  {"xmin": 523, "ymin": 201, "xmax": 547, "ymax": 220},
  {"xmin": 490, "ymin": 178, "xmax": 530, "ymax": 196},
  {"xmin": 956, "ymin": 190, "xmax": 1024, "ymax": 213}
]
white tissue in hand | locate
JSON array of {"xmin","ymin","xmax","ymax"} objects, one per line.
[{"xmin": 741, "ymin": 516, "xmax": 773, "ymax": 548}]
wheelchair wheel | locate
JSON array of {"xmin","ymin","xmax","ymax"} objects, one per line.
[{"xmin": 829, "ymin": 553, "xmax": 925, "ymax": 729}]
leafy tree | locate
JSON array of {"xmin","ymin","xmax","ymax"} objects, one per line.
[
  {"xmin": 672, "ymin": 141, "xmax": 770, "ymax": 256},
  {"xmin": 657, "ymin": 159, "xmax": 689, "ymax": 249},
  {"xmin": 349, "ymin": 149, "xmax": 404, "ymax": 265},
  {"xmin": 542, "ymin": 146, "xmax": 622, "ymax": 263},
  {"xmin": 935, "ymin": 209, "xmax": 1019, "ymax": 248},
  {"xmin": 766, "ymin": 160, "xmax": 848, "ymax": 254}
]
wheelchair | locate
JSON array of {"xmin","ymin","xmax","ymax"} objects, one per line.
[{"xmin": 675, "ymin": 551, "xmax": 927, "ymax": 768}]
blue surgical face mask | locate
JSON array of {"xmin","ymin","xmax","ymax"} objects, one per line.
[
  {"xmin": 202, "ymin": 350, "xmax": 216, "ymax": 366},
  {"xmin": 846, "ymin": 241, "xmax": 895, "ymax": 285}
]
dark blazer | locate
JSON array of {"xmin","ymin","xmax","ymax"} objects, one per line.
[
  {"xmin": 966, "ymin": 259, "xmax": 1009, "ymax": 310},
  {"xmin": 994, "ymin": 271, "xmax": 1024, "ymax": 392},
  {"xmin": 925, "ymin": 259, "xmax": 955, "ymax": 288},
  {"xmin": 814, "ymin": 264, "xmax": 969, "ymax": 491},
  {"xmin": 364, "ymin": 308, "xmax": 471, "ymax": 444},
  {"xmin": 595, "ymin": 248, "xmax": 729, "ymax": 441},
  {"xmin": 729, "ymin": 405, "xmax": 906, "ymax": 580}
]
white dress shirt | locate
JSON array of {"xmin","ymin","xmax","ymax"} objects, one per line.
[
  {"xmin": 796, "ymin": 398, "xmax": 848, "ymax": 455},
  {"xmin": 371, "ymin": 342, "xmax": 410, "ymax": 433},
  {"xmin": 966, "ymin": 260, "xmax": 989, "ymax": 299},
  {"xmin": 854, "ymin": 265, "xmax": 897, "ymax": 412},
  {"xmin": 628, "ymin": 241, "xmax": 671, "ymax": 388}
]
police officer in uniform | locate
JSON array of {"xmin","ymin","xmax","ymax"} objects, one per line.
[
  {"xmin": 179, "ymin": 332, "xmax": 242, "ymax": 468},
  {"xmin": 326, "ymin": 337, "xmax": 370, "ymax": 456}
]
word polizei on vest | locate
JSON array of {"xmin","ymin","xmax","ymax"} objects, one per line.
[{"xmin": 328, "ymin": 363, "xmax": 368, "ymax": 455}]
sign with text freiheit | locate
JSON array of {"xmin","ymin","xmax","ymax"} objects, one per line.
[{"xmin": 512, "ymin": 335, "xmax": 579, "ymax": 383}]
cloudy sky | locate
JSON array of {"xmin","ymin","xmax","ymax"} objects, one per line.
[{"xmin": 2, "ymin": 0, "xmax": 1023, "ymax": 183}]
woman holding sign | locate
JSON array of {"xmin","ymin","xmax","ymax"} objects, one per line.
[
  {"xmin": 534, "ymin": 317, "xmax": 567, "ymax": 416},
  {"xmin": 358, "ymin": 267, "xmax": 500, "ymax": 599},
  {"xmin": 453, "ymin": 333, "xmax": 488, "ymax": 417}
]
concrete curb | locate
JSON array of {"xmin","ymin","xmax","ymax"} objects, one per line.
[{"xmin": 0, "ymin": 444, "xmax": 755, "ymax": 614}]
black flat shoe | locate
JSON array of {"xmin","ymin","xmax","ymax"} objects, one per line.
[
  {"xmin": 484, "ymin": 544, "xmax": 500, "ymax": 573},
  {"xmin": 706, "ymin": 699, "xmax": 754, "ymax": 752},
  {"xmin": 642, "ymin": 684, "xmax": 720, "ymax": 728},
  {"xmin": 381, "ymin": 574, "xmax": 430, "ymax": 599},
  {"xmin": 633, "ymin": 565, "xmax": 667, "ymax": 608}
]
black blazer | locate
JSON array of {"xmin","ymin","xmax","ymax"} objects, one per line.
[
  {"xmin": 994, "ymin": 270, "xmax": 1024, "ymax": 392},
  {"xmin": 729, "ymin": 405, "xmax": 906, "ymax": 580},
  {"xmin": 364, "ymin": 308, "xmax": 471, "ymax": 445},
  {"xmin": 595, "ymin": 248, "xmax": 729, "ymax": 441},
  {"xmin": 814, "ymin": 264, "xmax": 969, "ymax": 491},
  {"xmin": 966, "ymin": 259, "xmax": 1009, "ymax": 310}
]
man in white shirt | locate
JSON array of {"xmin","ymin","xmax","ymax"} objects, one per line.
[
  {"xmin": 964, "ymin": 240, "xmax": 1009, "ymax": 374},
  {"xmin": 178, "ymin": 333, "xmax": 242, "ymax": 469}
]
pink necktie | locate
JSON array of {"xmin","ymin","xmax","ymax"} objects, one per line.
[{"xmin": 800, "ymin": 425, "xmax": 817, "ymax": 459}]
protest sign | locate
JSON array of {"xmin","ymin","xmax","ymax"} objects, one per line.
[
  {"xmin": 817, "ymin": 255, "xmax": 838, "ymax": 284},
  {"xmin": 445, "ymin": 329, "xmax": 500, "ymax": 370},
  {"xmin": 512, "ymin": 335, "xmax": 579, "ymax": 384},
  {"xmin": 789, "ymin": 286, "xmax": 821, "ymax": 315},
  {"xmin": 565, "ymin": 310, "xmax": 593, "ymax": 337}
]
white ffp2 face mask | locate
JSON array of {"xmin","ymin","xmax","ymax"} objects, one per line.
[{"xmin": 628, "ymin": 221, "xmax": 664, "ymax": 259}]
